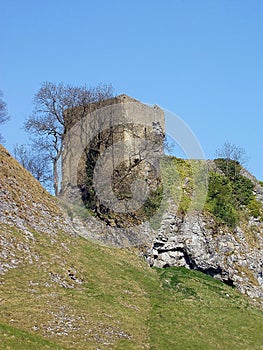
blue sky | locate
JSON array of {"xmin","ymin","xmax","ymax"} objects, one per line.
[{"xmin": 1, "ymin": 0, "xmax": 262, "ymax": 179}]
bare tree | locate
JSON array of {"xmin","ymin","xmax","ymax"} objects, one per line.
[
  {"xmin": 14, "ymin": 144, "xmax": 53, "ymax": 191},
  {"xmin": 215, "ymin": 141, "xmax": 247, "ymax": 165},
  {"xmin": 0, "ymin": 90, "xmax": 10, "ymax": 142},
  {"xmin": 24, "ymin": 81, "xmax": 114, "ymax": 193},
  {"xmin": 215, "ymin": 141, "xmax": 248, "ymax": 177}
]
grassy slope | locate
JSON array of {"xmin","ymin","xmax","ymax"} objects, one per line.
[
  {"xmin": 1, "ymin": 226, "xmax": 263, "ymax": 350},
  {"xmin": 1, "ymin": 146, "xmax": 263, "ymax": 349}
]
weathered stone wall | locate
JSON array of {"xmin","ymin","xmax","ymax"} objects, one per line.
[{"xmin": 56, "ymin": 95, "xmax": 165, "ymax": 225}]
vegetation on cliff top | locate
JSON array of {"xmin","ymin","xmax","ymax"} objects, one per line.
[{"xmin": 159, "ymin": 156, "xmax": 263, "ymax": 228}]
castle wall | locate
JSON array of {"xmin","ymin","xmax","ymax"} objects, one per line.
[{"xmin": 56, "ymin": 95, "xmax": 165, "ymax": 210}]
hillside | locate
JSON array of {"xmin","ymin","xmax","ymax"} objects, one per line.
[{"xmin": 1, "ymin": 145, "xmax": 263, "ymax": 349}]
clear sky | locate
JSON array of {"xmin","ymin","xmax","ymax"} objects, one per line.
[{"xmin": 1, "ymin": 0, "xmax": 262, "ymax": 179}]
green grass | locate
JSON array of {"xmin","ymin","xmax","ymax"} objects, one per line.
[{"xmin": 149, "ymin": 268, "xmax": 263, "ymax": 350}]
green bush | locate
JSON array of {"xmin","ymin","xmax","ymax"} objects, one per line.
[{"xmin": 206, "ymin": 159, "xmax": 262, "ymax": 226}]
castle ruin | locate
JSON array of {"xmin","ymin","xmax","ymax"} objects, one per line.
[{"xmin": 56, "ymin": 94, "xmax": 165, "ymax": 226}]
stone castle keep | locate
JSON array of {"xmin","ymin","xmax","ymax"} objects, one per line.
[{"xmin": 56, "ymin": 94, "xmax": 165, "ymax": 225}]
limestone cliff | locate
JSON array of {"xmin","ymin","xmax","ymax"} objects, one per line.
[
  {"xmin": 147, "ymin": 207, "xmax": 263, "ymax": 299},
  {"xmin": 146, "ymin": 159, "xmax": 263, "ymax": 299}
]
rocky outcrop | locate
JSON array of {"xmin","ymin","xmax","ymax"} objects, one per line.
[
  {"xmin": 147, "ymin": 203, "xmax": 263, "ymax": 299},
  {"xmin": 61, "ymin": 158, "xmax": 263, "ymax": 300},
  {"xmin": 144, "ymin": 160, "xmax": 263, "ymax": 300}
]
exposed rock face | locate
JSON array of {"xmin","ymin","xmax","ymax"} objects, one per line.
[{"xmin": 147, "ymin": 203, "xmax": 263, "ymax": 299}]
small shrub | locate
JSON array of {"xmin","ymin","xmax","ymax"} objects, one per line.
[{"xmin": 247, "ymin": 198, "xmax": 263, "ymax": 219}]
